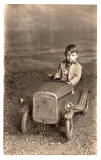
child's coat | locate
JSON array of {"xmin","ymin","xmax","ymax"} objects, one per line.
[{"xmin": 54, "ymin": 60, "xmax": 82, "ymax": 86}]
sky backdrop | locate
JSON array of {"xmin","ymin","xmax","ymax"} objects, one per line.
[
  {"xmin": 5, "ymin": 4, "xmax": 97, "ymax": 32},
  {"xmin": 4, "ymin": 4, "xmax": 97, "ymax": 72}
]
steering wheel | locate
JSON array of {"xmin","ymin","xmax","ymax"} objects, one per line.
[
  {"xmin": 53, "ymin": 78, "xmax": 70, "ymax": 84},
  {"xmin": 46, "ymin": 76, "xmax": 71, "ymax": 85}
]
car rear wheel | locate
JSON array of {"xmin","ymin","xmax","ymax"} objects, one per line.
[
  {"xmin": 65, "ymin": 119, "xmax": 73, "ymax": 140},
  {"xmin": 21, "ymin": 111, "xmax": 31, "ymax": 133},
  {"xmin": 82, "ymin": 99, "xmax": 88, "ymax": 114}
]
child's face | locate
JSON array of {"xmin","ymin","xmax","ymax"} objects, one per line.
[{"xmin": 66, "ymin": 51, "xmax": 78, "ymax": 63}]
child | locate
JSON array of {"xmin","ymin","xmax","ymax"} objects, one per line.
[{"xmin": 54, "ymin": 44, "xmax": 82, "ymax": 86}]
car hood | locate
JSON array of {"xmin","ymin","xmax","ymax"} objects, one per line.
[{"xmin": 34, "ymin": 81, "xmax": 73, "ymax": 100}]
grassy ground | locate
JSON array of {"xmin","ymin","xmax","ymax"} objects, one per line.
[{"xmin": 3, "ymin": 68, "xmax": 97, "ymax": 155}]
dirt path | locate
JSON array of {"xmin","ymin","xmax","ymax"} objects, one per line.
[{"xmin": 4, "ymin": 71, "xmax": 97, "ymax": 155}]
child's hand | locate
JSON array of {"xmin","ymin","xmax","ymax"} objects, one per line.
[
  {"xmin": 48, "ymin": 73, "xmax": 52, "ymax": 77},
  {"xmin": 66, "ymin": 82, "xmax": 72, "ymax": 85}
]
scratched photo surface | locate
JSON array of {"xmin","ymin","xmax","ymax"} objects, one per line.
[{"xmin": 4, "ymin": 4, "xmax": 97, "ymax": 155}]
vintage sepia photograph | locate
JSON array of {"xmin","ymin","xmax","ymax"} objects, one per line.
[{"xmin": 3, "ymin": 4, "xmax": 97, "ymax": 155}]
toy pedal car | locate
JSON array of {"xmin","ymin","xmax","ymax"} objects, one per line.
[{"xmin": 20, "ymin": 80, "xmax": 89, "ymax": 140}]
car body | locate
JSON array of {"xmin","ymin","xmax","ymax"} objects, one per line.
[{"xmin": 21, "ymin": 80, "xmax": 89, "ymax": 140}]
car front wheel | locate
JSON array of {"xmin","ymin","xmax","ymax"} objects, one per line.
[
  {"xmin": 21, "ymin": 111, "xmax": 31, "ymax": 133},
  {"xmin": 65, "ymin": 119, "xmax": 73, "ymax": 140}
]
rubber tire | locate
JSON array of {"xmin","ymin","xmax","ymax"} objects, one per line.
[
  {"xmin": 65, "ymin": 119, "xmax": 73, "ymax": 140},
  {"xmin": 21, "ymin": 111, "xmax": 31, "ymax": 133},
  {"xmin": 82, "ymin": 99, "xmax": 88, "ymax": 114}
]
